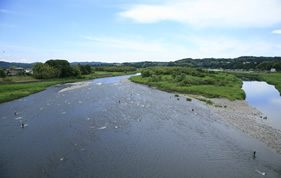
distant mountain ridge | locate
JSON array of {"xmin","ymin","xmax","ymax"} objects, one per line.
[
  {"xmin": 0, "ymin": 61, "xmax": 35, "ymax": 69},
  {"xmin": 1, "ymin": 56, "xmax": 281, "ymax": 70},
  {"xmin": 70, "ymin": 61, "xmax": 109, "ymax": 66},
  {"xmin": 0, "ymin": 61, "xmax": 110, "ymax": 69}
]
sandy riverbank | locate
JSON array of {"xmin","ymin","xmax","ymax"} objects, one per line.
[
  {"xmin": 58, "ymin": 81, "xmax": 91, "ymax": 93},
  {"xmin": 187, "ymin": 95, "xmax": 281, "ymax": 155}
]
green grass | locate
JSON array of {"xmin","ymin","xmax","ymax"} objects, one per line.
[
  {"xmin": 0, "ymin": 75, "xmax": 39, "ymax": 83},
  {"xmin": 0, "ymin": 71, "xmax": 138, "ymax": 104},
  {"xmin": 0, "ymin": 78, "xmax": 82, "ymax": 103},
  {"xmin": 130, "ymin": 72, "xmax": 245, "ymax": 101}
]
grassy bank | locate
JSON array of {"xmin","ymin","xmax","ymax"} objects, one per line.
[
  {"xmin": 230, "ymin": 72, "xmax": 281, "ymax": 94},
  {"xmin": 0, "ymin": 71, "xmax": 137, "ymax": 104},
  {"xmin": 0, "ymin": 78, "xmax": 86, "ymax": 104},
  {"xmin": 130, "ymin": 67, "xmax": 245, "ymax": 101}
]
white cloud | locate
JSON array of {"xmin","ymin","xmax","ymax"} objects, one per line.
[
  {"xmin": 119, "ymin": 0, "xmax": 281, "ymax": 28},
  {"xmin": 272, "ymin": 30, "xmax": 281, "ymax": 34},
  {"xmin": 0, "ymin": 9, "xmax": 16, "ymax": 14}
]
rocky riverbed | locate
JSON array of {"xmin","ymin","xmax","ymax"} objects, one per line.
[{"xmin": 188, "ymin": 96, "xmax": 281, "ymax": 155}]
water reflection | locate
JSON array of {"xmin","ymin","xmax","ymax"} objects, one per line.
[{"xmin": 242, "ymin": 81, "xmax": 281, "ymax": 131}]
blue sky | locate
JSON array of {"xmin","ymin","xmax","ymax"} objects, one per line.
[{"xmin": 1, "ymin": 0, "xmax": 281, "ymax": 63}]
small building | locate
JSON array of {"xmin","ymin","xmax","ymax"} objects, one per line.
[
  {"xmin": 14, "ymin": 67, "xmax": 25, "ymax": 72},
  {"xmin": 270, "ymin": 68, "xmax": 277, "ymax": 72},
  {"xmin": 6, "ymin": 67, "xmax": 26, "ymax": 76},
  {"xmin": 25, "ymin": 68, "xmax": 33, "ymax": 74},
  {"xmin": 6, "ymin": 70, "xmax": 18, "ymax": 76}
]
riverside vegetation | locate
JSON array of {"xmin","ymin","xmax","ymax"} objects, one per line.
[
  {"xmin": 0, "ymin": 60, "xmax": 137, "ymax": 103},
  {"xmin": 230, "ymin": 72, "xmax": 281, "ymax": 95},
  {"xmin": 130, "ymin": 67, "xmax": 246, "ymax": 101},
  {"xmin": 130, "ymin": 67, "xmax": 281, "ymax": 102},
  {"xmin": 2, "ymin": 58, "xmax": 281, "ymax": 104}
]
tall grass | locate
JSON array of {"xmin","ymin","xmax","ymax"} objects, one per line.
[{"xmin": 130, "ymin": 71, "xmax": 245, "ymax": 101}]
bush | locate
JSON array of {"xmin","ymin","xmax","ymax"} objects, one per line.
[
  {"xmin": 151, "ymin": 75, "xmax": 159, "ymax": 82},
  {"xmin": 142, "ymin": 69, "xmax": 153, "ymax": 77},
  {"xmin": 33, "ymin": 63, "xmax": 60, "ymax": 79},
  {"xmin": 0, "ymin": 68, "xmax": 6, "ymax": 78},
  {"xmin": 186, "ymin": 98, "xmax": 192, "ymax": 101},
  {"xmin": 197, "ymin": 98, "xmax": 214, "ymax": 105},
  {"xmin": 158, "ymin": 75, "xmax": 162, "ymax": 81}
]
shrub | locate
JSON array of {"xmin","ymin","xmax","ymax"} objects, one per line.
[
  {"xmin": 0, "ymin": 68, "xmax": 6, "ymax": 78},
  {"xmin": 151, "ymin": 75, "xmax": 159, "ymax": 82},
  {"xmin": 197, "ymin": 98, "xmax": 214, "ymax": 105},
  {"xmin": 142, "ymin": 69, "xmax": 153, "ymax": 77},
  {"xmin": 186, "ymin": 98, "xmax": 192, "ymax": 101},
  {"xmin": 158, "ymin": 75, "xmax": 162, "ymax": 81}
]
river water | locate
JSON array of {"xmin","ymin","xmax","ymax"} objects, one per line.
[
  {"xmin": 242, "ymin": 81, "xmax": 281, "ymax": 131},
  {"xmin": 1, "ymin": 75, "xmax": 281, "ymax": 177}
]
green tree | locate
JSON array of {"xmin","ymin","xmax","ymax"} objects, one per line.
[
  {"xmin": 85, "ymin": 65, "xmax": 92, "ymax": 74},
  {"xmin": 32, "ymin": 63, "xmax": 60, "ymax": 79},
  {"xmin": 46, "ymin": 59, "xmax": 73, "ymax": 77},
  {"xmin": 72, "ymin": 65, "xmax": 81, "ymax": 77},
  {"xmin": 273, "ymin": 62, "xmax": 281, "ymax": 71},
  {"xmin": 0, "ymin": 68, "xmax": 6, "ymax": 78}
]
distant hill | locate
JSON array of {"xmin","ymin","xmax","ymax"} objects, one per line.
[
  {"xmin": 70, "ymin": 61, "xmax": 114, "ymax": 66},
  {"xmin": 0, "ymin": 61, "xmax": 116, "ymax": 69},
  {"xmin": 2, "ymin": 56, "xmax": 281, "ymax": 70},
  {"xmin": 122, "ymin": 56, "xmax": 281, "ymax": 70},
  {"xmin": 0, "ymin": 61, "xmax": 35, "ymax": 69}
]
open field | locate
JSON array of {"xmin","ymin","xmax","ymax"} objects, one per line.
[{"xmin": 0, "ymin": 75, "xmax": 39, "ymax": 83}]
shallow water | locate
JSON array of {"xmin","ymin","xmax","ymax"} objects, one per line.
[
  {"xmin": 1, "ymin": 75, "xmax": 281, "ymax": 177},
  {"xmin": 242, "ymin": 81, "xmax": 281, "ymax": 131}
]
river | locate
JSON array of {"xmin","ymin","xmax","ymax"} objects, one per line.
[
  {"xmin": 1, "ymin": 75, "xmax": 281, "ymax": 177},
  {"xmin": 242, "ymin": 81, "xmax": 281, "ymax": 131}
]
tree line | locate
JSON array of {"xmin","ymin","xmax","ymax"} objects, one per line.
[
  {"xmin": 122, "ymin": 56, "xmax": 281, "ymax": 71},
  {"xmin": 32, "ymin": 60, "xmax": 92, "ymax": 79},
  {"xmin": 94, "ymin": 66, "xmax": 136, "ymax": 72}
]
